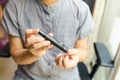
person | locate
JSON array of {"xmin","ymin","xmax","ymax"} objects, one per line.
[{"xmin": 2, "ymin": 0, "xmax": 94, "ymax": 80}]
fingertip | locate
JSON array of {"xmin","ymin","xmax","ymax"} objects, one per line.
[{"xmin": 48, "ymin": 33, "xmax": 54, "ymax": 37}]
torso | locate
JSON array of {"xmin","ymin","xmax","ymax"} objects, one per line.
[{"xmin": 5, "ymin": 0, "xmax": 91, "ymax": 80}]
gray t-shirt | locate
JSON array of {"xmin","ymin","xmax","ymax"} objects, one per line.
[{"xmin": 2, "ymin": 0, "xmax": 94, "ymax": 80}]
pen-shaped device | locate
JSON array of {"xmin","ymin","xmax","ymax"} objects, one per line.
[{"xmin": 38, "ymin": 31, "xmax": 68, "ymax": 52}]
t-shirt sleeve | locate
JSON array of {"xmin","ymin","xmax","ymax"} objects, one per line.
[
  {"xmin": 2, "ymin": 0, "xmax": 20, "ymax": 37},
  {"xmin": 76, "ymin": 1, "xmax": 94, "ymax": 39}
]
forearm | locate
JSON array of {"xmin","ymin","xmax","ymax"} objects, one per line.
[
  {"xmin": 76, "ymin": 48, "xmax": 88, "ymax": 62},
  {"xmin": 74, "ymin": 37, "xmax": 88, "ymax": 62},
  {"xmin": 8, "ymin": 29, "xmax": 52, "ymax": 65},
  {"xmin": 11, "ymin": 48, "xmax": 40, "ymax": 65}
]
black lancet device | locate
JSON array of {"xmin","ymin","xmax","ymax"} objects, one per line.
[{"xmin": 38, "ymin": 31, "xmax": 68, "ymax": 52}]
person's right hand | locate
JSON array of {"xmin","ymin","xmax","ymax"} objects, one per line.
[{"xmin": 25, "ymin": 29, "xmax": 53, "ymax": 57}]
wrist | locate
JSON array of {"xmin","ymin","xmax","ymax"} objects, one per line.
[{"xmin": 76, "ymin": 48, "xmax": 88, "ymax": 62}]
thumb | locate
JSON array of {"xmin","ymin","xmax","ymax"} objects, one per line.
[{"xmin": 67, "ymin": 49, "xmax": 75, "ymax": 55}]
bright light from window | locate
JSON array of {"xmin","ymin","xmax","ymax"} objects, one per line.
[{"xmin": 109, "ymin": 17, "xmax": 120, "ymax": 58}]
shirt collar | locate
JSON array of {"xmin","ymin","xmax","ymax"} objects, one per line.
[{"xmin": 37, "ymin": 0, "xmax": 62, "ymax": 13}]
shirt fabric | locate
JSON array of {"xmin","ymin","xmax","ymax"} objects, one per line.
[{"xmin": 2, "ymin": 0, "xmax": 94, "ymax": 80}]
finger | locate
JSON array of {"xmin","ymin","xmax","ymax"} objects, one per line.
[
  {"xmin": 33, "ymin": 41, "xmax": 51, "ymax": 49},
  {"xmin": 55, "ymin": 53, "xmax": 63, "ymax": 65},
  {"xmin": 56, "ymin": 53, "xmax": 63, "ymax": 59},
  {"xmin": 25, "ymin": 29, "xmax": 39, "ymax": 38},
  {"xmin": 25, "ymin": 35, "xmax": 34, "ymax": 47},
  {"xmin": 34, "ymin": 36, "xmax": 45, "ymax": 42},
  {"xmin": 48, "ymin": 33, "xmax": 54, "ymax": 37},
  {"xmin": 58, "ymin": 55, "xmax": 64, "ymax": 68},
  {"xmin": 30, "ymin": 36, "xmax": 45, "ymax": 44},
  {"xmin": 26, "ymin": 35, "xmax": 45, "ymax": 47},
  {"xmin": 67, "ymin": 49, "xmax": 78, "ymax": 55},
  {"xmin": 63, "ymin": 55, "xmax": 69, "ymax": 68},
  {"xmin": 44, "ymin": 44, "xmax": 54, "ymax": 50}
]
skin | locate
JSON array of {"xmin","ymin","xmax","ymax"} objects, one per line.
[
  {"xmin": 0, "ymin": 26, "xmax": 5, "ymax": 38},
  {"xmin": 9, "ymin": 0, "xmax": 88, "ymax": 69},
  {"xmin": 9, "ymin": 28, "xmax": 88, "ymax": 69},
  {"xmin": 41, "ymin": 0, "xmax": 59, "ymax": 5},
  {"xmin": 55, "ymin": 37, "xmax": 88, "ymax": 69},
  {"xmin": 9, "ymin": 29, "xmax": 53, "ymax": 65},
  {"xmin": 0, "ymin": 5, "xmax": 5, "ymax": 38}
]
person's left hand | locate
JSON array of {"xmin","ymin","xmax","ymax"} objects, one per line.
[{"xmin": 55, "ymin": 49, "xmax": 80, "ymax": 69}]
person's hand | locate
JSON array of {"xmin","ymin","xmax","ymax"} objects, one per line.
[
  {"xmin": 55, "ymin": 49, "xmax": 80, "ymax": 69},
  {"xmin": 25, "ymin": 29, "xmax": 53, "ymax": 57}
]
